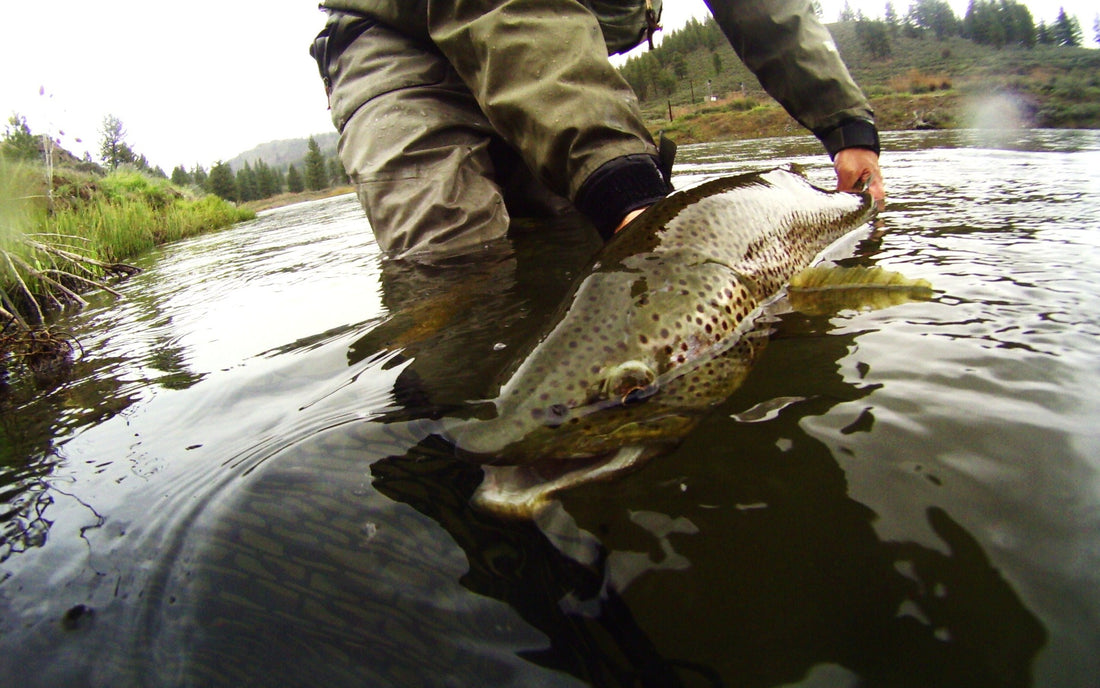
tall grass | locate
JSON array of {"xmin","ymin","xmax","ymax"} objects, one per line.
[
  {"xmin": 42, "ymin": 170, "xmax": 254, "ymax": 263},
  {"xmin": 2, "ymin": 160, "xmax": 254, "ymax": 382}
]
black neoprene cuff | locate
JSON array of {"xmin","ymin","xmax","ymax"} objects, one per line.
[
  {"xmin": 574, "ymin": 154, "xmax": 671, "ymax": 240},
  {"xmin": 816, "ymin": 118, "xmax": 881, "ymax": 159}
]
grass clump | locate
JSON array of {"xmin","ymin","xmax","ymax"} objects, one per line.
[{"xmin": 2, "ymin": 158, "xmax": 253, "ymax": 387}]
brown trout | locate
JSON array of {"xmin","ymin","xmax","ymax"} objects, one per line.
[{"xmin": 447, "ymin": 167, "xmax": 885, "ymax": 517}]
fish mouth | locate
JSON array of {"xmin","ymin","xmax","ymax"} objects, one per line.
[
  {"xmin": 471, "ymin": 444, "xmax": 660, "ymax": 518},
  {"xmin": 466, "ymin": 406, "xmax": 699, "ymax": 518}
]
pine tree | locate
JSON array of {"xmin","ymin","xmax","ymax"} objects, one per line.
[
  {"xmin": 170, "ymin": 165, "xmax": 192, "ymax": 186},
  {"xmin": 236, "ymin": 163, "xmax": 259, "ymax": 202},
  {"xmin": 207, "ymin": 161, "xmax": 237, "ymax": 202},
  {"xmin": 191, "ymin": 164, "xmax": 208, "ymax": 190},
  {"xmin": 286, "ymin": 164, "xmax": 304, "ymax": 193},
  {"xmin": 1053, "ymin": 7, "xmax": 1083, "ymax": 47},
  {"xmin": 99, "ymin": 114, "xmax": 136, "ymax": 170},
  {"xmin": 328, "ymin": 157, "xmax": 349, "ymax": 186},
  {"xmin": 884, "ymin": 2, "xmax": 900, "ymax": 35},
  {"xmin": 255, "ymin": 160, "xmax": 280, "ymax": 198},
  {"xmin": 303, "ymin": 136, "xmax": 328, "ymax": 191}
]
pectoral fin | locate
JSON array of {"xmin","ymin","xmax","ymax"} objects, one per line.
[{"xmin": 788, "ymin": 265, "xmax": 933, "ymax": 314}]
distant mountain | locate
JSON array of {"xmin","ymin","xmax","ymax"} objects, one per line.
[{"xmin": 227, "ymin": 131, "xmax": 339, "ymax": 171}]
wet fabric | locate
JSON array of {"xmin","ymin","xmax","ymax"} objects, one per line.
[{"xmin": 312, "ymin": 0, "xmax": 875, "ymax": 259}]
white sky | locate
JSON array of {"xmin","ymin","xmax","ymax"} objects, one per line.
[{"xmin": 1, "ymin": 1, "xmax": 1093, "ymax": 171}]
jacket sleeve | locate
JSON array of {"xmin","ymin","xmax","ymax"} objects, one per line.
[{"xmin": 703, "ymin": 0, "xmax": 879, "ymax": 157}]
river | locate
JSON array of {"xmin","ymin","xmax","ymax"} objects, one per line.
[{"xmin": 2, "ymin": 129, "xmax": 1098, "ymax": 687}]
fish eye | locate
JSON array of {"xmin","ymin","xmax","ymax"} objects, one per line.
[{"xmin": 545, "ymin": 403, "xmax": 570, "ymax": 426}]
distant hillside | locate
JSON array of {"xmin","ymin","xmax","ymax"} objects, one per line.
[
  {"xmin": 227, "ymin": 131, "xmax": 338, "ymax": 172},
  {"xmin": 622, "ymin": 17, "xmax": 1100, "ymax": 138}
]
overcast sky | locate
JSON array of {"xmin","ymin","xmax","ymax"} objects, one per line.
[{"xmin": 1, "ymin": 1, "xmax": 1093, "ymax": 171}]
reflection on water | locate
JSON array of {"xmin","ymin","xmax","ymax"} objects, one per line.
[{"xmin": 2, "ymin": 130, "xmax": 1099, "ymax": 687}]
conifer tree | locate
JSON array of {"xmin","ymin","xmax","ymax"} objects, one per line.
[
  {"xmin": 328, "ymin": 157, "xmax": 349, "ymax": 186},
  {"xmin": 207, "ymin": 161, "xmax": 237, "ymax": 202},
  {"xmin": 170, "ymin": 165, "xmax": 192, "ymax": 186},
  {"xmin": 191, "ymin": 164, "xmax": 208, "ymax": 190},
  {"xmin": 304, "ymin": 136, "xmax": 328, "ymax": 191},
  {"xmin": 236, "ymin": 163, "xmax": 259, "ymax": 202},
  {"xmin": 286, "ymin": 164, "xmax": 304, "ymax": 193},
  {"xmin": 256, "ymin": 160, "xmax": 280, "ymax": 198},
  {"xmin": 1053, "ymin": 7, "xmax": 1083, "ymax": 46},
  {"xmin": 884, "ymin": 2, "xmax": 900, "ymax": 34},
  {"xmin": 99, "ymin": 114, "xmax": 137, "ymax": 170}
]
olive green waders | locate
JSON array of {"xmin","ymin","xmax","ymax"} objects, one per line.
[{"xmin": 320, "ymin": 20, "xmax": 514, "ymax": 257}]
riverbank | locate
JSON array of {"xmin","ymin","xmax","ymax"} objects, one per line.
[
  {"xmin": 649, "ymin": 91, "xmax": 962, "ymax": 144},
  {"xmin": 241, "ymin": 185, "xmax": 354, "ymax": 213},
  {"xmin": 1, "ymin": 161, "xmax": 254, "ymax": 384}
]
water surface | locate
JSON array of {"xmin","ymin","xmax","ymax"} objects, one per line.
[{"xmin": 2, "ymin": 130, "xmax": 1098, "ymax": 687}]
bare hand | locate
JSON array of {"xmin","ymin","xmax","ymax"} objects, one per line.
[
  {"xmin": 834, "ymin": 148, "xmax": 884, "ymax": 208},
  {"xmin": 614, "ymin": 206, "xmax": 649, "ymax": 234}
]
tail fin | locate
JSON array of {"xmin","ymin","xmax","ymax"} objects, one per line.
[{"xmin": 789, "ymin": 265, "xmax": 934, "ymax": 314}]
